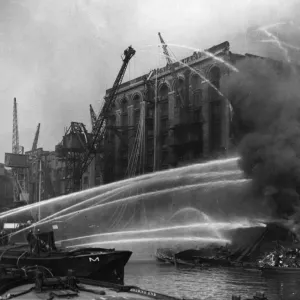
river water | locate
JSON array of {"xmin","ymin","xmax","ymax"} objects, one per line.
[{"xmin": 125, "ymin": 261, "xmax": 300, "ymax": 300}]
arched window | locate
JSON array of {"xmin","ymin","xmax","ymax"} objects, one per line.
[
  {"xmin": 174, "ymin": 79, "xmax": 184, "ymax": 108},
  {"xmin": 159, "ymin": 84, "xmax": 169, "ymax": 100},
  {"xmin": 208, "ymin": 66, "xmax": 222, "ymax": 152},
  {"xmin": 208, "ymin": 66, "xmax": 221, "ymax": 101},
  {"xmin": 159, "ymin": 84, "xmax": 169, "ymax": 117},
  {"xmin": 133, "ymin": 94, "xmax": 141, "ymax": 110},
  {"xmin": 191, "ymin": 74, "xmax": 202, "ymax": 106},
  {"xmin": 210, "ymin": 66, "xmax": 221, "ymax": 86},
  {"xmin": 121, "ymin": 98, "xmax": 128, "ymax": 126},
  {"xmin": 158, "ymin": 83, "xmax": 169, "ymax": 164},
  {"xmin": 110, "ymin": 114, "xmax": 116, "ymax": 126},
  {"xmin": 133, "ymin": 94, "xmax": 141, "ymax": 125}
]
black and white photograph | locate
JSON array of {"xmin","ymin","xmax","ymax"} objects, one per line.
[{"xmin": 0, "ymin": 0, "xmax": 300, "ymax": 299}]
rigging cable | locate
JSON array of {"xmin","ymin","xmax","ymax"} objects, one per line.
[
  {"xmin": 120, "ymin": 103, "xmax": 146, "ymax": 230},
  {"xmin": 111, "ymin": 117, "xmax": 143, "ymax": 230},
  {"xmin": 108, "ymin": 134, "xmax": 138, "ymax": 229},
  {"xmin": 113, "ymin": 105, "xmax": 145, "ymax": 230}
]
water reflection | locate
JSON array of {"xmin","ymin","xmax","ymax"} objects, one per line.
[
  {"xmin": 125, "ymin": 261, "xmax": 300, "ymax": 300},
  {"xmin": 263, "ymin": 274, "xmax": 300, "ymax": 300}
]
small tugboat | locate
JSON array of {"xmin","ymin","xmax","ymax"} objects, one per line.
[
  {"xmin": 154, "ymin": 248, "xmax": 175, "ymax": 264},
  {"xmin": 174, "ymin": 246, "xmax": 232, "ymax": 267},
  {"xmin": 155, "ymin": 246, "xmax": 232, "ymax": 267},
  {"xmin": 0, "ymin": 229, "xmax": 132, "ymax": 284}
]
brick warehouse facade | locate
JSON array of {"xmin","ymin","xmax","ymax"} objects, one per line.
[{"xmin": 103, "ymin": 41, "xmax": 247, "ymax": 183}]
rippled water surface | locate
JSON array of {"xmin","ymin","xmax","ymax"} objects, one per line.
[{"xmin": 125, "ymin": 261, "xmax": 300, "ymax": 300}]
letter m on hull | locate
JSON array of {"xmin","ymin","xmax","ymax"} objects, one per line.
[{"xmin": 89, "ymin": 257, "xmax": 99, "ymax": 262}]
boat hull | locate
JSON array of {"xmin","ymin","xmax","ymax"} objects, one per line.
[
  {"xmin": 261, "ymin": 266, "xmax": 300, "ymax": 274},
  {"xmin": 154, "ymin": 254, "xmax": 174, "ymax": 264},
  {"xmin": 191, "ymin": 257, "xmax": 232, "ymax": 266},
  {"xmin": 0, "ymin": 246, "xmax": 132, "ymax": 284}
]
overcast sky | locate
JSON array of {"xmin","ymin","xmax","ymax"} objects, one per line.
[{"xmin": 0, "ymin": 0, "xmax": 299, "ymax": 162}]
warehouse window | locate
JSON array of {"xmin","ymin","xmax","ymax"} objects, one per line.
[
  {"xmin": 121, "ymin": 97, "xmax": 128, "ymax": 112},
  {"xmin": 175, "ymin": 79, "xmax": 184, "ymax": 107},
  {"xmin": 121, "ymin": 98, "xmax": 128, "ymax": 127},
  {"xmin": 191, "ymin": 74, "xmax": 202, "ymax": 106},
  {"xmin": 210, "ymin": 100, "xmax": 222, "ymax": 152},
  {"xmin": 133, "ymin": 94, "xmax": 141, "ymax": 110},
  {"xmin": 160, "ymin": 101, "xmax": 168, "ymax": 117},
  {"xmin": 83, "ymin": 177, "xmax": 88, "ymax": 185},
  {"xmin": 160, "ymin": 118, "xmax": 168, "ymax": 132},
  {"xmin": 134, "ymin": 109, "xmax": 140, "ymax": 125},
  {"xmin": 193, "ymin": 90, "xmax": 202, "ymax": 106},
  {"xmin": 159, "ymin": 84, "xmax": 169, "ymax": 102},
  {"xmin": 193, "ymin": 108, "xmax": 203, "ymax": 122},
  {"xmin": 209, "ymin": 66, "xmax": 221, "ymax": 101},
  {"xmin": 110, "ymin": 115, "xmax": 116, "ymax": 126},
  {"xmin": 208, "ymin": 66, "xmax": 222, "ymax": 153}
]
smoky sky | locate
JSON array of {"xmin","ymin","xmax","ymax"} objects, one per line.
[{"xmin": 0, "ymin": 0, "xmax": 299, "ymax": 161}]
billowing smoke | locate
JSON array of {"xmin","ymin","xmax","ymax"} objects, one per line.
[{"xmin": 224, "ymin": 57, "xmax": 300, "ymax": 223}]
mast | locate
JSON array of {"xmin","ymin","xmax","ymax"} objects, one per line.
[
  {"xmin": 153, "ymin": 38, "xmax": 160, "ymax": 172},
  {"xmin": 142, "ymin": 101, "xmax": 146, "ymax": 174},
  {"xmin": 12, "ymin": 98, "xmax": 20, "ymax": 154},
  {"xmin": 153, "ymin": 69, "xmax": 158, "ymax": 172},
  {"xmin": 38, "ymin": 158, "xmax": 42, "ymax": 222}
]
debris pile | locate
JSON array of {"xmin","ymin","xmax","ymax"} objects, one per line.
[{"xmin": 258, "ymin": 244, "xmax": 300, "ymax": 268}]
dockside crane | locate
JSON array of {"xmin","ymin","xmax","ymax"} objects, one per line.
[
  {"xmin": 11, "ymin": 98, "xmax": 28, "ymax": 202},
  {"xmin": 143, "ymin": 69, "xmax": 155, "ymax": 101},
  {"xmin": 26, "ymin": 123, "xmax": 56, "ymax": 202},
  {"xmin": 158, "ymin": 32, "xmax": 174, "ymax": 66},
  {"xmin": 12, "ymin": 98, "xmax": 20, "ymax": 155},
  {"xmin": 158, "ymin": 32, "xmax": 184, "ymax": 106},
  {"xmin": 31, "ymin": 123, "xmax": 40, "ymax": 151},
  {"xmin": 60, "ymin": 46, "xmax": 136, "ymax": 193},
  {"xmin": 27, "ymin": 123, "xmax": 41, "ymax": 206},
  {"xmin": 90, "ymin": 104, "xmax": 130, "ymax": 141},
  {"xmin": 89, "ymin": 104, "xmax": 97, "ymax": 130}
]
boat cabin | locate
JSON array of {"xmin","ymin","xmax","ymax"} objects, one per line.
[
  {"xmin": 36, "ymin": 230, "xmax": 57, "ymax": 251},
  {"xmin": 27, "ymin": 230, "xmax": 57, "ymax": 254}
]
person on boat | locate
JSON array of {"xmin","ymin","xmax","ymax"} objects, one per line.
[
  {"xmin": 0, "ymin": 230, "xmax": 8, "ymax": 246},
  {"xmin": 36, "ymin": 229, "xmax": 49, "ymax": 252},
  {"xmin": 27, "ymin": 229, "xmax": 41, "ymax": 255}
]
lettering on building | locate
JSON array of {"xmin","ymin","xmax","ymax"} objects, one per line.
[
  {"xmin": 130, "ymin": 78, "xmax": 138, "ymax": 85},
  {"xmin": 89, "ymin": 257, "xmax": 100, "ymax": 262},
  {"xmin": 157, "ymin": 52, "xmax": 203, "ymax": 75}
]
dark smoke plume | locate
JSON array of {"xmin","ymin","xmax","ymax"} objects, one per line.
[{"xmin": 223, "ymin": 57, "xmax": 300, "ymax": 221}]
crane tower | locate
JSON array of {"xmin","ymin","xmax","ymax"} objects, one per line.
[
  {"xmin": 5, "ymin": 98, "xmax": 29, "ymax": 202},
  {"xmin": 56, "ymin": 46, "xmax": 136, "ymax": 194}
]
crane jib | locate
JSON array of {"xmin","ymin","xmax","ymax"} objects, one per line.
[{"xmin": 79, "ymin": 46, "xmax": 136, "ymax": 181}]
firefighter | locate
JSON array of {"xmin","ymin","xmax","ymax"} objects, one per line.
[
  {"xmin": 36, "ymin": 229, "xmax": 48, "ymax": 252},
  {"xmin": 27, "ymin": 229, "xmax": 39, "ymax": 255},
  {"xmin": 124, "ymin": 46, "xmax": 133, "ymax": 57},
  {"xmin": 0, "ymin": 230, "xmax": 8, "ymax": 246}
]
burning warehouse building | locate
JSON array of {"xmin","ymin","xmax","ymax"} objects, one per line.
[
  {"xmin": 102, "ymin": 41, "xmax": 254, "ymax": 183},
  {"xmin": 54, "ymin": 38, "xmax": 293, "ymax": 193}
]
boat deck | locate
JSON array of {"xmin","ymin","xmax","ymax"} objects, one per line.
[
  {"xmin": 0, "ymin": 266, "xmax": 270, "ymax": 300},
  {"xmin": 3, "ymin": 283, "xmax": 166, "ymax": 300}
]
